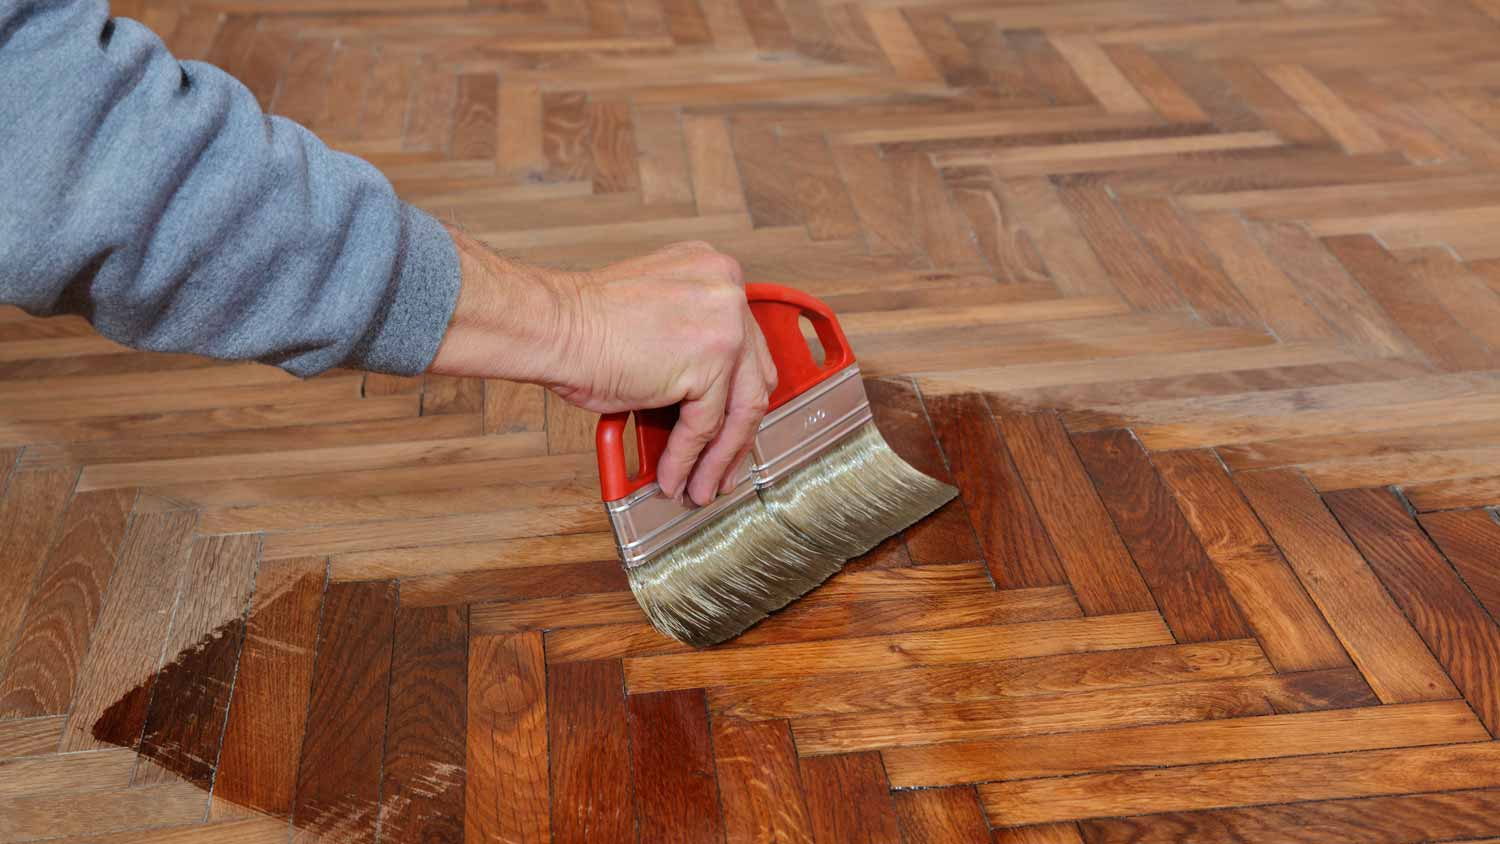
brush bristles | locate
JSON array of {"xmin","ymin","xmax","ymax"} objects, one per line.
[
  {"xmin": 625, "ymin": 496, "xmax": 845, "ymax": 647},
  {"xmin": 759, "ymin": 421, "xmax": 958, "ymax": 560}
]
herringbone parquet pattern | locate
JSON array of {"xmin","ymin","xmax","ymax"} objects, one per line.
[{"xmin": 6, "ymin": 0, "xmax": 1500, "ymax": 841}]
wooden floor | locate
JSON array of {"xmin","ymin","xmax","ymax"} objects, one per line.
[{"xmin": 7, "ymin": 0, "xmax": 1500, "ymax": 840}]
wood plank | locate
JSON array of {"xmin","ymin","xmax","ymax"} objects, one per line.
[
  {"xmin": 1072, "ymin": 429, "xmax": 1249, "ymax": 642},
  {"xmin": 1326, "ymin": 486, "xmax": 1500, "ymax": 735},
  {"xmin": 1407, "ymin": 474, "xmax": 1500, "ymax": 512},
  {"xmin": 1324, "ymin": 234, "xmax": 1493, "ymax": 371},
  {"xmin": 791, "ymin": 669, "xmax": 1362, "ymax": 756},
  {"xmin": 291, "ymin": 580, "xmax": 398, "ymax": 843},
  {"xmin": 379, "ymin": 605, "xmax": 468, "ymax": 843},
  {"xmin": 0, "ymin": 488, "xmax": 134, "ymax": 718},
  {"xmin": 708, "ymin": 639, "xmax": 1273, "ymax": 722},
  {"xmin": 0, "ymin": 780, "xmax": 208, "ymax": 842},
  {"xmin": 993, "ymin": 413, "xmax": 1155, "ymax": 615},
  {"xmin": 799, "ymin": 752, "xmax": 902, "ymax": 844},
  {"xmin": 62, "ymin": 511, "xmax": 197, "ymax": 753},
  {"xmin": 884, "ymin": 699, "xmax": 1485, "ymax": 788},
  {"xmin": 713, "ymin": 716, "xmax": 815, "ymax": 844},
  {"xmin": 893, "ymin": 786, "xmax": 990, "ymax": 843},
  {"xmin": 623, "ymin": 612, "xmax": 1173, "ymax": 692},
  {"xmin": 466, "ymin": 632, "xmax": 550, "ymax": 843},
  {"xmin": 1235, "ymin": 468, "xmax": 1458, "ymax": 703},
  {"xmin": 0, "ymin": 715, "xmax": 65, "ymax": 760},
  {"xmin": 1421, "ymin": 508, "xmax": 1500, "ymax": 622},
  {"xmin": 628, "ymin": 689, "xmax": 727, "ymax": 843},
  {"xmin": 1078, "ymin": 787, "xmax": 1500, "ymax": 843},
  {"xmin": 926, "ymin": 394, "xmax": 1064, "ymax": 587},
  {"xmin": 864, "ymin": 379, "xmax": 980, "ymax": 565},
  {"xmin": 1055, "ymin": 181, "xmax": 1185, "ymax": 312},
  {"xmin": 548, "ymin": 660, "xmax": 633, "ymax": 843},
  {"xmin": 1152, "ymin": 449, "xmax": 1349, "ymax": 672},
  {"xmin": 212, "ymin": 557, "xmax": 325, "ymax": 820},
  {"xmin": 0, "ymin": 467, "xmax": 77, "ymax": 681},
  {"xmin": 134, "ymin": 533, "xmax": 261, "ymax": 787},
  {"xmin": 980, "ymin": 741, "xmax": 1500, "ymax": 827}
]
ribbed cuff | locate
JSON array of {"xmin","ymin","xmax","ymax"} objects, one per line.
[{"xmin": 347, "ymin": 203, "xmax": 461, "ymax": 376}]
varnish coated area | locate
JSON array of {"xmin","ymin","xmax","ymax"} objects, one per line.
[{"xmin": 5, "ymin": 0, "xmax": 1500, "ymax": 841}]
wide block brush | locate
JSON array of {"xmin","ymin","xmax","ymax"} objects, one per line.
[
  {"xmin": 596, "ymin": 407, "xmax": 842, "ymax": 647},
  {"xmin": 745, "ymin": 283, "xmax": 958, "ymax": 560}
]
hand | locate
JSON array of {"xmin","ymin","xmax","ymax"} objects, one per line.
[{"xmin": 429, "ymin": 229, "xmax": 777, "ymax": 507}]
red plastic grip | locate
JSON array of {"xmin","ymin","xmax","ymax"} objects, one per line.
[
  {"xmin": 596, "ymin": 406, "xmax": 676, "ymax": 502},
  {"xmin": 745, "ymin": 283, "xmax": 855, "ymax": 410}
]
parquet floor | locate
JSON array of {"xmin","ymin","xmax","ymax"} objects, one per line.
[{"xmin": 6, "ymin": 0, "xmax": 1500, "ymax": 840}]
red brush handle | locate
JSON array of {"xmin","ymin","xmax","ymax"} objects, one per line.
[
  {"xmin": 596, "ymin": 406, "xmax": 676, "ymax": 502},
  {"xmin": 595, "ymin": 284, "xmax": 852, "ymax": 501},
  {"xmin": 745, "ymin": 283, "xmax": 855, "ymax": 410}
]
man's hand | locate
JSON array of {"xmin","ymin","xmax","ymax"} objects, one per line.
[{"xmin": 429, "ymin": 227, "xmax": 777, "ymax": 507}]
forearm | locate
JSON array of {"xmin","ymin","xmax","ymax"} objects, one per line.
[
  {"xmin": 428, "ymin": 225, "xmax": 585, "ymax": 385},
  {"xmin": 0, "ymin": 0, "xmax": 460, "ymax": 377}
]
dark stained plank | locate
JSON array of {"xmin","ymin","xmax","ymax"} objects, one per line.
[
  {"xmin": 0, "ymin": 488, "xmax": 134, "ymax": 717},
  {"xmin": 713, "ymin": 716, "xmax": 815, "ymax": 844},
  {"xmin": 866, "ymin": 378, "xmax": 980, "ymax": 565},
  {"xmin": 466, "ymin": 631, "xmax": 550, "ymax": 843},
  {"xmin": 1326, "ymin": 486, "xmax": 1500, "ymax": 735},
  {"xmin": 1152, "ymin": 449, "xmax": 1349, "ymax": 672},
  {"xmin": 993, "ymin": 824, "xmax": 1083, "ymax": 844},
  {"xmin": 799, "ymin": 751, "xmax": 902, "ymax": 844},
  {"xmin": 291, "ymin": 579, "xmax": 399, "ymax": 844},
  {"xmin": 0, "ymin": 467, "xmax": 77, "ymax": 682},
  {"xmin": 1079, "ymin": 786, "xmax": 1500, "ymax": 844},
  {"xmin": 212, "ymin": 556, "xmax": 326, "ymax": 821},
  {"xmin": 884, "ymin": 699, "xmax": 1484, "ymax": 788},
  {"xmin": 1236, "ymin": 469, "xmax": 1457, "ymax": 703},
  {"xmin": 135, "ymin": 533, "xmax": 261, "ymax": 787},
  {"xmin": 1072, "ymin": 429, "xmax": 1249, "ymax": 642},
  {"xmin": 893, "ymin": 785, "xmax": 990, "ymax": 843},
  {"xmin": 401, "ymin": 560, "xmax": 628, "ymax": 609},
  {"xmin": 62, "ymin": 510, "xmax": 197, "ymax": 753},
  {"xmin": 379, "ymin": 604, "xmax": 468, "ymax": 844},
  {"xmin": 707, "ymin": 639, "xmax": 1273, "ymax": 722},
  {"xmin": 1421, "ymin": 508, "xmax": 1500, "ymax": 621},
  {"xmin": 982, "ymin": 742, "xmax": 1500, "ymax": 827},
  {"xmin": 994, "ymin": 413, "xmax": 1155, "ymax": 615},
  {"xmin": 548, "ymin": 660, "xmax": 633, "ymax": 843},
  {"xmin": 628, "ymin": 689, "xmax": 727, "ymax": 843},
  {"xmin": 926, "ymin": 394, "xmax": 1066, "ymax": 588}
]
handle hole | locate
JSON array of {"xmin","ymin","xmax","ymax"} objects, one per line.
[
  {"xmin": 799, "ymin": 316, "xmax": 826, "ymax": 366},
  {"xmin": 623, "ymin": 414, "xmax": 641, "ymax": 479}
]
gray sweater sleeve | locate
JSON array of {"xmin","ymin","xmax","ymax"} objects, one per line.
[{"xmin": 0, "ymin": 0, "xmax": 461, "ymax": 377}]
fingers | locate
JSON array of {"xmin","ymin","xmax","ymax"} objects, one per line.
[
  {"xmin": 656, "ymin": 376, "xmax": 729, "ymax": 503},
  {"xmin": 685, "ymin": 346, "xmax": 770, "ymax": 506}
]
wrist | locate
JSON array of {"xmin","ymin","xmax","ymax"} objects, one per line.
[{"xmin": 428, "ymin": 224, "xmax": 586, "ymax": 385}]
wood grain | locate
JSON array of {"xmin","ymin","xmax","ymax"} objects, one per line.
[
  {"xmin": 926, "ymin": 394, "xmax": 1064, "ymax": 586},
  {"xmin": 1421, "ymin": 508, "xmax": 1500, "ymax": 621},
  {"xmin": 62, "ymin": 510, "xmax": 196, "ymax": 753},
  {"xmin": 1072, "ymin": 429, "xmax": 1249, "ymax": 642},
  {"xmin": 548, "ymin": 659, "xmax": 634, "ymax": 843},
  {"xmin": 628, "ymin": 689, "xmax": 727, "ymax": 843},
  {"xmin": 1325, "ymin": 486, "xmax": 1500, "ymax": 735},
  {"xmin": 0, "ymin": 467, "xmax": 77, "ymax": 682},
  {"xmin": 211, "ymin": 556, "xmax": 325, "ymax": 820},
  {"xmin": 380, "ymin": 605, "xmax": 468, "ymax": 844},
  {"xmin": 799, "ymin": 752, "xmax": 902, "ymax": 844},
  {"xmin": 713, "ymin": 715, "xmax": 815, "ymax": 844},
  {"xmin": 0, "ymin": 488, "xmax": 134, "ymax": 717},
  {"xmin": 1152, "ymin": 448, "xmax": 1349, "ymax": 672},
  {"xmin": 291, "ymin": 580, "xmax": 398, "ymax": 843},
  {"xmin": 466, "ymin": 632, "xmax": 550, "ymax": 843},
  {"xmin": 994, "ymin": 412, "xmax": 1155, "ymax": 614}
]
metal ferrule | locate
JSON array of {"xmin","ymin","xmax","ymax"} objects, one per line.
[
  {"xmin": 606, "ymin": 462, "xmax": 756, "ymax": 568},
  {"xmin": 752, "ymin": 363, "xmax": 871, "ymax": 487}
]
